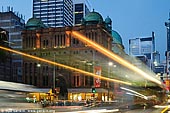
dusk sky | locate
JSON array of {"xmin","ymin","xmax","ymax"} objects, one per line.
[{"xmin": 0, "ymin": 0, "xmax": 170, "ymax": 62}]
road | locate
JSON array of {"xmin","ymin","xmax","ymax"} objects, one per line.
[
  {"xmin": 0, "ymin": 104, "xmax": 168, "ymax": 113},
  {"xmin": 0, "ymin": 91, "xmax": 168, "ymax": 113},
  {"xmin": 122, "ymin": 108, "xmax": 164, "ymax": 113}
]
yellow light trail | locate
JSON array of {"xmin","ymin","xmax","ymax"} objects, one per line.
[
  {"xmin": 0, "ymin": 46, "xmax": 132, "ymax": 85},
  {"xmin": 161, "ymin": 106, "xmax": 169, "ymax": 113},
  {"xmin": 69, "ymin": 31, "xmax": 162, "ymax": 86}
]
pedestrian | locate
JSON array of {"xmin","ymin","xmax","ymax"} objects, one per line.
[
  {"xmin": 143, "ymin": 105, "xmax": 146, "ymax": 110},
  {"xmin": 86, "ymin": 99, "xmax": 90, "ymax": 106}
]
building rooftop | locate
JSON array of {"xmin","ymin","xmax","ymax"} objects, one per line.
[
  {"xmin": 105, "ymin": 16, "xmax": 112, "ymax": 24},
  {"xmin": 25, "ymin": 18, "xmax": 46, "ymax": 30},
  {"xmin": 112, "ymin": 30, "xmax": 123, "ymax": 45},
  {"xmin": 83, "ymin": 9, "xmax": 103, "ymax": 25}
]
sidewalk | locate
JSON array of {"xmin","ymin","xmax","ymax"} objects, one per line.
[{"xmin": 45, "ymin": 105, "xmax": 84, "ymax": 112}]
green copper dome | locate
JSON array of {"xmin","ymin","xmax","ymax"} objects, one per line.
[
  {"xmin": 84, "ymin": 10, "xmax": 103, "ymax": 25},
  {"xmin": 112, "ymin": 30, "xmax": 123, "ymax": 45},
  {"xmin": 25, "ymin": 18, "xmax": 46, "ymax": 30},
  {"xmin": 105, "ymin": 16, "xmax": 112, "ymax": 24}
]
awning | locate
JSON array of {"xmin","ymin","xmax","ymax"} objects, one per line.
[{"xmin": 68, "ymin": 88, "xmax": 108, "ymax": 93}]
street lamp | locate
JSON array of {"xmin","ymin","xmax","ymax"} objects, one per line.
[
  {"xmin": 108, "ymin": 62, "xmax": 113, "ymax": 78},
  {"xmin": 107, "ymin": 62, "xmax": 113, "ymax": 101},
  {"xmin": 107, "ymin": 62, "xmax": 117, "ymax": 101},
  {"xmin": 53, "ymin": 53, "xmax": 56, "ymax": 93},
  {"xmin": 37, "ymin": 63, "xmax": 41, "ymax": 87},
  {"xmin": 37, "ymin": 63, "xmax": 41, "ymax": 67}
]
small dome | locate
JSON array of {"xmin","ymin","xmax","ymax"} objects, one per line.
[
  {"xmin": 112, "ymin": 30, "xmax": 123, "ymax": 45},
  {"xmin": 105, "ymin": 16, "xmax": 112, "ymax": 24},
  {"xmin": 84, "ymin": 10, "xmax": 103, "ymax": 25},
  {"xmin": 25, "ymin": 18, "xmax": 46, "ymax": 30}
]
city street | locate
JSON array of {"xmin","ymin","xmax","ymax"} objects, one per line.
[
  {"xmin": 0, "ymin": 106, "xmax": 166, "ymax": 113},
  {"xmin": 1, "ymin": 0, "xmax": 170, "ymax": 113}
]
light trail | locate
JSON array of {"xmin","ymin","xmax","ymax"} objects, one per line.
[
  {"xmin": 126, "ymin": 92, "xmax": 147, "ymax": 100},
  {"xmin": 161, "ymin": 105, "xmax": 169, "ymax": 113},
  {"xmin": 63, "ymin": 109, "xmax": 119, "ymax": 113},
  {"xmin": 69, "ymin": 31, "xmax": 162, "ymax": 86},
  {"xmin": 0, "ymin": 46, "xmax": 132, "ymax": 85},
  {"xmin": 121, "ymin": 87, "xmax": 148, "ymax": 100}
]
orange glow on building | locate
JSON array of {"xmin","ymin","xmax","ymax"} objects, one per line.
[
  {"xmin": 66, "ymin": 34, "xmax": 70, "ymax": 47},
  {"xmin": 36, "ymin": 33, "xmax": 40, "ymax": 48}
]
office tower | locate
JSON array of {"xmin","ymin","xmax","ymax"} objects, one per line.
[
  {"xmin": 165, "ymin": 13, "xmax": 170, "ymax": 75},
  {"xmin": 0, "ymin": 7, "xmax": 25, "ymax": 49},
  {"xmin": 165, "ymin": 14, "xmax": 170, "ymax": 52},
  {"xmin": 73, "ymin": 0, "xmax": 91, "ymax": 25},
  {"xmin": 33, "ymin": 0, "xmax": 73, "ymax": 27},
  {"xmin": 129, "ymin": 32, "xmax": 155, "ymax": 69},
  {"xmin": 0, "ymin": 28, "xmax": 12, "ymax": 81},
  {"xmin": 153, "ymin": 51, "xmax": 160, "ymax": 65},
  {"xmin": 0, "ymin": 7, "xmax": 25, "ymax": 82}
]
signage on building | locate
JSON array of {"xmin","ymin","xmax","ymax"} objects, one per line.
[
  {"xmin": 165, "ymin": 80, "xmax": 170, "ymax": 91},
  {"xmin": 167, "ymin": 51, "xmax": 170, "ymax": 73},
  {"xmin": 94, "ymin": 66, "xmax": 101, "ymax": 87}
]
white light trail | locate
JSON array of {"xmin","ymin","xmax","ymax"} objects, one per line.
[{"xmin": 121, "ymin": 87, "xmax": 148, "ymax": 100}]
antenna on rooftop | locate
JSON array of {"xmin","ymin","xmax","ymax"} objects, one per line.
[
  {"xmin": 2, "ymin": 6, "xmax": 3, "ymax": 12},
  {"xmin": 11, "ymin": 7, "xmax": 13, "ymax": 12}
]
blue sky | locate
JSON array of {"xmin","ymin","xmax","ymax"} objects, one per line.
[{"xmin": 0, "ymin": 0, "xmax": 170, "ymax": 62}]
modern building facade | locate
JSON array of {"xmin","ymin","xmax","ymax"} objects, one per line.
[
  {"xmin": 33, "ymin": 0, "xmax": 73, "ymax": 27},
  {"xmin": 0, "ymin": 7, "xmax": 25, "ymax": 49},
  {"xmin": 0, "ymin": 28, "xmax": 12, "ymax": 81},
  {"xmin": 129, "ymin": 32, "xmax": 155, "ymax": 69},
  {"xmin": 153, "ymin": 51, "xmax": 160, "ymax": 66},
  {"xmin": 165, "ymin": 15, "xmax": 170, "ymax": 75},
  {"xmin": 165, "ymin": 14, "xmax": 170, "ymax": 52},
  {"xmin": 0, "ymin": 8, "xmax": 25, "ymax": 82},
  {"xmin": 22, "ymin": 10, "xmax": 126, "ymax": 101},
  {"xmin": 73, "ymin": 0, "xmax": 91, "ymax": 25}
]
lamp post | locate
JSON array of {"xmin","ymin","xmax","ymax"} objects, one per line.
[
  {"xmin": 37, "ymin": 63, "xmax": 41, "ymax": 87},
  {"xmin": 108, "ymin": 62, "xmax": 113, "ymax": 76},
  {"xmin": 53, "ymin": 53, "xmax": 56, "ymax": 96},
  {"xmin": 108, "ymin": 62, "xmax": 113, "ymax": 101}
]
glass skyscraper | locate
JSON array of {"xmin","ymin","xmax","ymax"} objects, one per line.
[
  {"xmin": 73, "ymin": 0, "xmax": 91, "ymax": 25},
  {"xmin": 129, "ymin": 32, "xmax": 155, "ymax": 58},
  {"xmin": 165, "ymin": 15, "xmax": 170, "ymax": 51},
  {"xmin": 0, "ymin": 7, "xmax": 25, "ymax": 82},
  {"xmin": 129, "ymin": 32, "xmax": 155, "ymax": 69},
  {"xmin": 33, "ymin": 0, "xmax": 73, "ymax": 27},
  {"xmin": 165, "ymin": 14, "xmax": 170, "ymax": 75},
  {"xmin": 0, "ymin": 8, "xmax": 25, "ymax": 48}
]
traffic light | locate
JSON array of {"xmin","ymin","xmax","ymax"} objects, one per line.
[
  {"xmin": 52, "ymin": 88, "xmax": 57, "ymax": 94},
  {"xmin": 52, "ymin": 88, "xmax": 55, "ymax": 93},
  {"xmin": 92, "ymin": 87, "xmax": 96, "ymax": 93}
]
